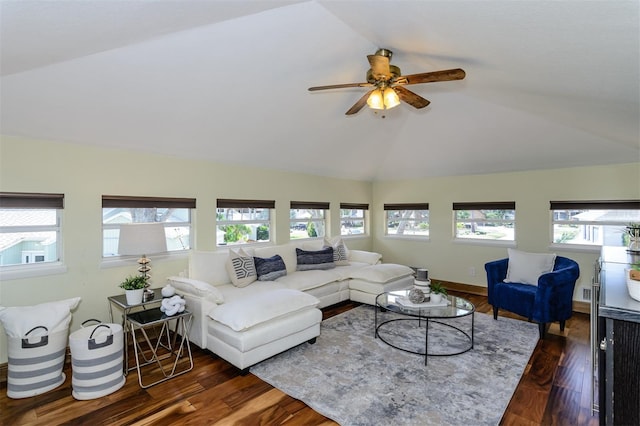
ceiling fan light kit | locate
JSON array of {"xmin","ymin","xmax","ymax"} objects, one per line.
[
  {"xmin": 366, "ymin": 87, "xmax": 400, "ymax": 110},
  {"xmin": 309, "ymin": 48, "xmax": 466, "ymax": 115}
]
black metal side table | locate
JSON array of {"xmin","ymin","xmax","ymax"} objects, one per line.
[
  {"xmin": 127, "ymin": 307, "xmax": 193, "ymax": 388},
  {"xmin": 107, "ymin": 288, "xmax": 163, "ymax": 374}
]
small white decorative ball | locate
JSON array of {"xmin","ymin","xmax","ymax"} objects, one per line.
[{"xmin": 162, "ymin": 284, "xmax": 176, "ymax": 298}]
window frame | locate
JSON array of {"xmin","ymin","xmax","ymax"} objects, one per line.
[
  {"xmin": 550, "ymin": 199, "xmax": 640, "ymax": 251},
  {"xmin": 340, "ymin": 203, "xmax": 369, "ymax": 237},
  {"xmin": 289, "ymin": 201, "xmax": 329, "ymax": 240},
  {"xmin": 453, "ymin": 201, "xmax": 516, "ymax": 245},
  {"xmin": 102, "ymin": 195, "xmax": 195, "ymax": 259},
  {"xmin": 216, "ymin": 198, "xmax": 274, "ymax": 247},
  {"xmin": 0, "ymin": 192, "xmax": 67, "ymax": 279},
  {"xmin": 384, "ymin": 203, "xmax": 430, "ymax": 240}
]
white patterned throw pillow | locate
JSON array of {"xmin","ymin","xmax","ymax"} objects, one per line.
[
  {"xmin": 226, "ymin": 248, "xmax": 258, "ymax": 287},
  {"xmin": 324, "ymin": 237, "xmax": 349, "ymax": 266}
]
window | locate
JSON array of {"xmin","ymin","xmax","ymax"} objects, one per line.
[
  {"xmin": 340, "ymin": 203, "xmax": 368, "ymax": 236},
  {"xmin": 551, "ymin": 200, "xmax": 640, "ymax": 248},
  {"xmin": 217, "ymin": 199, "xmax": 274, "ymax": 246},
  {"xmin": 454, "ymin": 202, "xmax": 516, "ymax": 241},
  {"xmin": 290, "ymin": 201, "xmax": 329, "ymax": 239},
  {"xmin": 384, "ymin": 203, "xmax": 430, "ymax": 238},
  {"xmin": 0, "ymin": 192, "xmax": 63, "ymax": 267},
  {"xmin": 102, "ymin": 195, "xmax": 195, "ymax": 257}
]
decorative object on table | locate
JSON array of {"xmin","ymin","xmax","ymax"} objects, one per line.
[
  {"xmin": 429, "ymin": 280, "xmax": 447, "ymax": 303},
  {"xmin": 407, "ymin": 288, "xmax": 426, "ymax": 304},
  {"xmin": 415, "ymin": 268, "xmax": 429, "ymax": 281},
  {"xmin": 69, "ymin": 319, "xmax": 125, "ymax": 400},
  {"xmin": 625, "ymin": 223, "xmax": 640, "ymax": 253},
  {"xmin": 160, "ymin": 295, "xmax": 186, "ymax": 316},
  {"xmin": 0, "ymin": 297, "xmax": 81, "ymax": 399},
  {"xmin": 161, "ymin": 283, "xmax": 176, "ymax": 298},
  {"xmin": 118, "ymin": 223, "xmax": 167, "ymax": 302},
  {"xmin": 119, "ymin": 275, "xmax": 147, "ymax": 305},
  {"xmin": 627, "ymin": 262, "xmax": 640, "ymax": 302}
]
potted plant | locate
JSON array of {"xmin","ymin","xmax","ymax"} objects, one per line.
[
  {"xmin": 630, "ymin": 261, "xmax": 640, "ymax": 281},
  {"xmin": 429, "ymin": 281, "xmax": 448, "ymax": 303},
  {"xmin": 119, "ymin": 275, "xmax": 147, "ymax": 305},
  {"xmin": 625, "ymin": 222, "xmax": 640, "ymax": 252}
]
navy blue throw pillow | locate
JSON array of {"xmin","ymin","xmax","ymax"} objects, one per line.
[
  {"xmin": 253, "ymin": 254, "xmax": 287, "ymax": 281},
  {"xmin": 296, "ymin": 247, "xmax": 336, "ymax": 271}
]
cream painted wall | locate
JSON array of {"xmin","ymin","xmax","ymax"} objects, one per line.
[
  {"xmin": 1, "ymin": 135, "xmax": 638, "ymax": 364},
  {"xmin": 371, "ymin": 163, "xmax": 640, "ymax": 300},
  {"xmin": 0, "ymin": 135, "xmax": 372, "ymax": 363}
]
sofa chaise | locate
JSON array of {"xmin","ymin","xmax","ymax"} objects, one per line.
[{"xmin": 167, "ymin": 239, "xmax": 414, "ymax": 372}]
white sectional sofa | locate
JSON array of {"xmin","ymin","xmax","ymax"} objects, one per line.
[{"xmin": 167, "ymin": 239, "xmax": 414, "ymax": 372}]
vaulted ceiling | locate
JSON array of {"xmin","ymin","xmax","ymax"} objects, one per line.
[{"xmin": 1, "ymin": 1, "xmax": 638, "ymax": 181}]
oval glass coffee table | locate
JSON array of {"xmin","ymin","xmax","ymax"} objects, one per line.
[{"xmin": 375, "ymin": 289, "xmax": 475, "ymax": 365}]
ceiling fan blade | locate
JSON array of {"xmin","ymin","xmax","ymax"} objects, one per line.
[
  {"xmin": 396, "ymin": 68, "xmax": 466, "ymax": 85},
  {"xmin": 394, "ymin": 86, "xmax": 431, "ymax": 109},
  {"xmin": 367, "ymin": 54, "xmax": 391, "ymax": 80},
  {"xmin": 346, "ymin": 90, "xmax": 375, "ymax": 115},
  {"xmin": 308, "ymin": 82, "xmax": 372, "ymax": 91}
]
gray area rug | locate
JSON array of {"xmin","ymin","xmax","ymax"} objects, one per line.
[{"xmin": 251, "ymin": 305, "xmax": 538, "ymax": 425}]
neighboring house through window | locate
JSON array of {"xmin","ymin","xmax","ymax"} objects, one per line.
[
  {"xmin": 0, "ymin": 192, "xmax": 64, "ymax": 267},
  {"xmin": 550, "ymin": 200, "xmax": 640, "ymax": 248},
  {"xmin": 217, "ymin": 198, "xmax": 274, "ymax": 246},
  {"xmin": 340, "ymin": 203, "xmax": 368, "ymax": 236},
  {"xmin": 290, "ymin": 201, "xmax": 329, "ymax": 239},
  {"xmin": 453, "ymin": 201, "xmax": 516, "ymax": 242},
  {"xmin": 102, "ymin": 195, "xmax": 195, "ymax": 257},
  {"xmin": 385, "ymin": 203, "xmax": 430, "ymax": 238}
]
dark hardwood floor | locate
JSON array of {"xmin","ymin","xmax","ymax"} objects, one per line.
[{"xmin": 1, "ymin": 291, "xmax": 598, "ymax": 425}]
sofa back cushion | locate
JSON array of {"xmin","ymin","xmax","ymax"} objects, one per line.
[
  {"xmin": 296, "ymin": 247, "xmax": 336, "ymax": 271},
  {"xmin": 190, "ymin": 251, "xmax": 231, "ymax": 286},
  {"xmin": 253, "ymin": 244, "xmax": 298, "ymax": 274},
  {"xmin": 254, "ymin": 254, "xmax": 288, "ymax": 281}
]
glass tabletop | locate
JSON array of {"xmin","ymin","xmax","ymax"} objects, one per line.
[
  {"xmin": 376, "ymin": 289, "xmax": 475, "ymax": 319},
  {"xmin": 127, "ymin": 307, "xmax": 191, "ymax": 327},
  {"xmin": 108, "ymin": 288, "xmax": 163, "ymax": 309}
]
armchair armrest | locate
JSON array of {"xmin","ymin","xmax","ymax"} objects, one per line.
[
  {"xmin": 533, "ymin": 258, "xmax": 580, "ymax": 323},
  {"xmin": 485, "ymin": 258, "xmax": 509, "ymax": 305}
]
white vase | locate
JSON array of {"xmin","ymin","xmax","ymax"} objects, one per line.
[
  {"xmin": 125, "ymin": 288, "xmax": 144, "ymax": 305},
  {"xmin": 431, "ymin": 293, "xmax": 442, "ymax": 304}
]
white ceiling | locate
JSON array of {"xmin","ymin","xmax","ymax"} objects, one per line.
[{"xmin": 1, "ymin": 0, "xmax": 638, "ymax": 181}]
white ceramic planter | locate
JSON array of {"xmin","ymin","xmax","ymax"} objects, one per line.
[{"xmin": 125, "ymin": 288, "xmax": 144, "ymax": 305}]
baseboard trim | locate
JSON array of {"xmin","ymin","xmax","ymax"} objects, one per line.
[
  {"xmin": 573, "ymin": 300, "xmax": 589, "ymax": 314},
  {"xmin": 435, "ymin": 279, "xmax": 488, "ymax": 297},
  {"xmin": 437, "ymin": 279, "xmax": 589, "ymax": 315}
]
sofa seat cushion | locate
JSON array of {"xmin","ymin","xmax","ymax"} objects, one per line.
[
  {"xmin": 349, "ymin": 263, "xmax": 414, "ymax": 283},
  {"xmin": 276, "ymin": 269, "xmax": 342, "ymax": 292},
  {"xmin": 332, "ymin": 262, "xmax": 369, "ymax": 281},
  {"xmin": 208, "ymin": 289, "xmax": 319, "ymax": 332},
  {"xmin": 207, "ymin": 307, "xmax": 322, "ymax": 353},
  {"xmin": 350, "ymin": 276, "xmax": 414, "ymax": 295},
  {"xmin": 217, "ymin": 281, "xmax": 286, "ymax": 304}
]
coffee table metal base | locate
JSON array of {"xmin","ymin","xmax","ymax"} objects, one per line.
[{"xmin": 375, "ymin": 312, "xmax": 474, "ymax": 365}]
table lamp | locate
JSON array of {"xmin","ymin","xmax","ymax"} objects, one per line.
[{"xmin": 118, "ymin": 223, "xmax": 167, "ymax": 302}]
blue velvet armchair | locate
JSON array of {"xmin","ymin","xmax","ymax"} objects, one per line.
[{"xmin": 484, "ymin": 256, "xmax": 580, "ymax": 338}]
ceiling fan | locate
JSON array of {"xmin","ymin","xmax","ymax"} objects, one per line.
[{"xmin": 308, "ymin": 48, "xmax": 466, "ymax": 115}]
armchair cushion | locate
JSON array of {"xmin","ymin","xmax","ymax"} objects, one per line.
[{"xmin": 504, "ymin": 248, "xmax": 556, "ymax": 285}]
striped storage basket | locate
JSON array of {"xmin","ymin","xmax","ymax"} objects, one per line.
[
  {"xmin": 69, "ymin": 321, "xmax": 125, "ymax": 400},
  {"xmin": 7, "ymin": 325, "xmax": 67, "ymax": 399}
]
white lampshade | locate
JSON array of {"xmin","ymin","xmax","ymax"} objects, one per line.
[
  {"xmin": 383, "ymin": 87, "xmax": 400, "ymax": 109},
  {"xmin": 366, "ymin": 89, "xmax": 385, "ymax": 110},
  {"xmin": 118, "ymin": 223, "xmax": 167, "ymax": 256}
]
